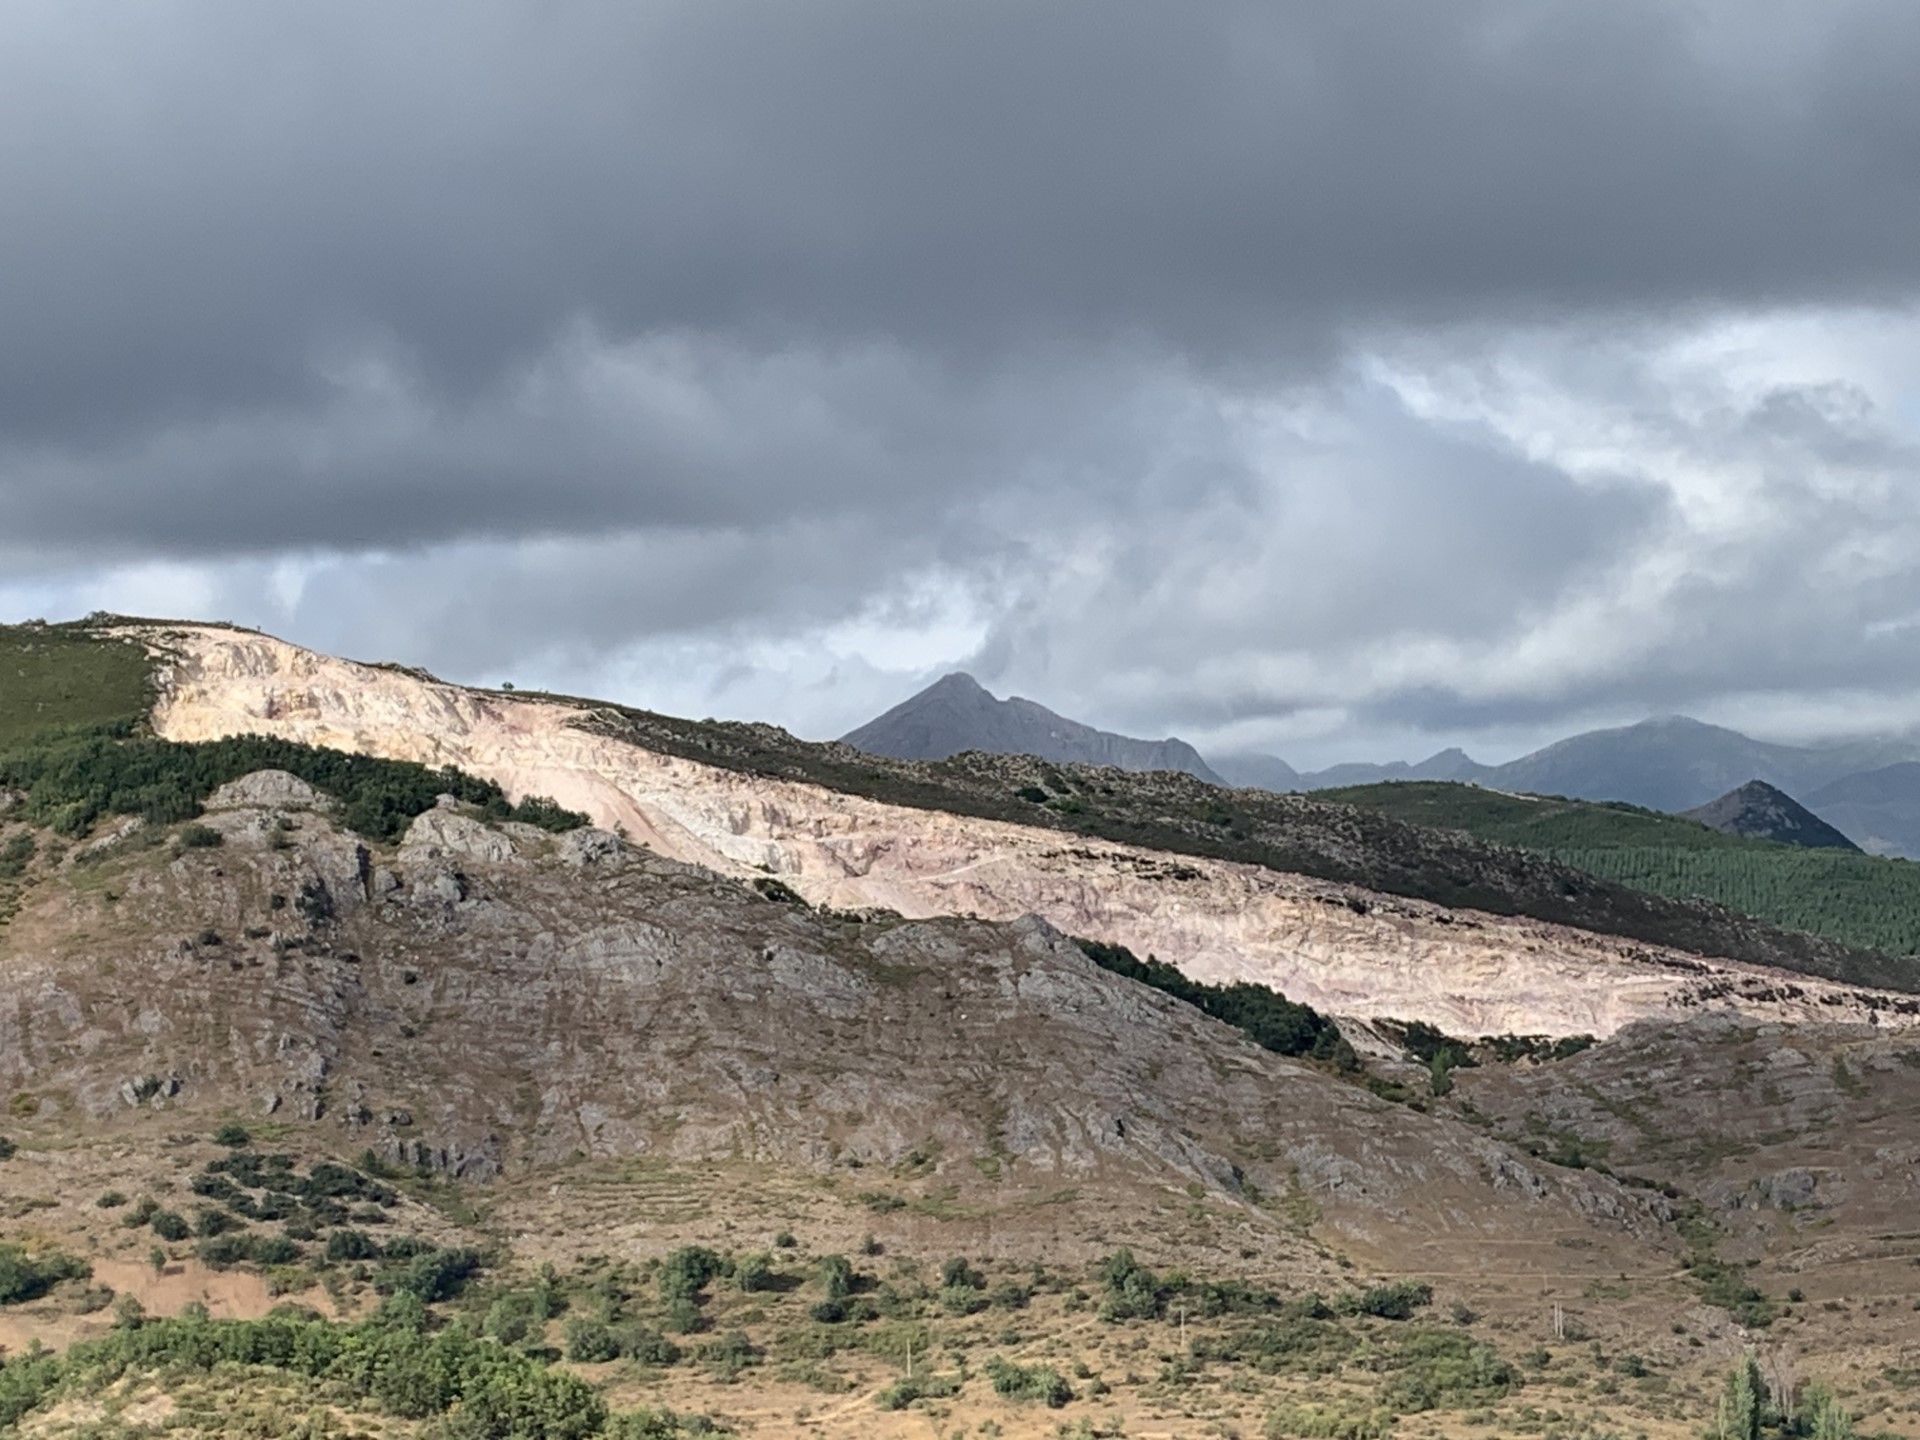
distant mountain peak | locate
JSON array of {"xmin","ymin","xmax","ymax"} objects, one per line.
[
  {"xmin": 1682, "ymin": 779, "xmax": 1860, "ymax": 852},
  {"xmin": 842, "ymin": 674, "xmax": 1223, "ymax": 784}
]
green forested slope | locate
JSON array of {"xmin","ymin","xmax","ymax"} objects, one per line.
[{"xmin": 1322, "ymin": 783, "xmax": 1920, "ymax": 956}]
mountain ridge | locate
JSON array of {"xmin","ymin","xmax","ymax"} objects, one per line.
[
  {"xmin": 842, "ymin": 670, "xmax": 1225, "ymax": 783},
  {"xmin": 1221, "ymin": 716, "xmax": 1920, "ymax": 857},
  {"xmin": 844, "ymin": 677, "xmax": 1920, "ymax": 848}
]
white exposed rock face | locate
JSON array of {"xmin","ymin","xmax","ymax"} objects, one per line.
[{"xmin": 130, "ymin": 624, "xmax": 1920, "ymax": 1040}]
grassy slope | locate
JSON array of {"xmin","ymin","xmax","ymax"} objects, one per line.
[
  {"xmin": 1320, "ymin": 781, "xmax": 1920, "ymax": 957},
  {"xmin": 0, "ymin": 621, "xmax": 155, "ymax": 747}
]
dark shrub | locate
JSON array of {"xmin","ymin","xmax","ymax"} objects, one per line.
[
  {"xmin": 0, "ymin": 1244, "xmax": 89, "ymax": 1304},
  {"xmin": 565, "ymin": 1318, "xmax": 622, "ymax": 1363}
]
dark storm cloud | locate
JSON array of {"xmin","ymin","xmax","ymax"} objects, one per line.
[
  {"xmin": 5, "ymin": 1, "xmax": 1920, "ymax": 554},
  {"xmin": 8, "ymin": 1, "xmax": 1920, "ymax": 761}
]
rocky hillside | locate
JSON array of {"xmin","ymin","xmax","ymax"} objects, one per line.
[
  {"xmin": 11, "ymin": 629, "xmax": 1920, "ymax": 1432},
  {"xmin": 8, "ymin": 774, "xmax": 1920, "ymax": 1435},
  {"xmin": 115, "ymin": 622, "xmax": 1920, "ymax": 1035},
  {"xmin": 842, "ymin": 671, "xmax": 1223, "ymax": 783},
  {"xmin": 0, "ymin": 775, "xmax": 1658, "ymax": 1262}
]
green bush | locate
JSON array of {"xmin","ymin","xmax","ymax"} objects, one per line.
[
  {"xmin": 566, "ymin": 1318, "xmax": 623, "ymax": 1363},
  {"xmin": 198, "ymin": 1233, "xmax": 301, "ymax": 1270},
  {"xmin": 1692, "ymin": 1257, "xmax": 1776, "ymax": 1328},
  {"xmin": 1345, "ymin": 1281, "xmax": 1432, "ymax": 1320},
  {"xmin": 734, "ymin": 1251, "xmax": 777, "ymax": 1292},
  {"xmin": 177, "ymin": 822, "xmax": 224, "ymax": 849},
  {"xmin": 698, "ymin": 1329, "xmax": 759, "ymax": 1379},
  {"xmin": 0, "ymin": 834, "xmax": 33, "ymax": 878},
  {"xmin": 614, "ymin": 1324, "xmax": 682, "ymax": 1367},
  {"xmin": 662, "ymin": 1296, "xmax": 705, "ymax": 1335},
  {"xmin": 325, "ymin": 1229, "xmax": 382, "ymax": 1263},
  {"xmin": 603, "ymin": 1408, "xmax": 719, "ymax": 1438},
  {"xmin": 378, "ymin": 1246, "xmax": 482, "ymax": 1303},
  {"xmin": 193, "ymin": 1208, "xmax": 241, "ymax": 1238},
  {"xmin": 1095, "ymin": 1249, "xmax": 1163, "ymax": 1321},
  {"xmin": 937, "ymin": 1284, "xmax": 986, "ymax": 1316},
  {"xmin": 985, "ymin": 1354, "xmax": 1073, "ymax": 1407},
  {"xmin": 486, "ymin": 1293, "xmax": 539, "ymax": 1347},
  {"xmin": 939, "ymin": 1256, "xmax": 984, "ymax": 1290},
  {"xmin": 875, "ymin": 1371, "xmax": 962, "ymax": 1410},
  {"xmin": 0, "ymin": 1244, "xmax": 89, "ymax": 1304},
  {"xmin": 1192, "ymin": 1316, "xmax": 1346, "ymax": 1375},
  {"xmin": 1264, "ymin": 1401, "xmax": 1392, "ymax": 1439},
  {"xmin": 658, "ymin": 1246, "xmax": 726, "ymax": 1302},
  {"xmin": 817, "ymin": 1254, "xmax": 855, "ymax": 1303}
]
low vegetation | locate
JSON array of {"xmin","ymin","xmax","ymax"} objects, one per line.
[
  {"xmin": 1077, "ymin": 939, "xmax": 1357, "ymax": 1067},
  {"xmin": 0, "ymin": 1306, "xmax": 625, "ymax": 1435},
  {"xmin": 0, "ymin": 726, "xmax": 585, "ymax": 841},
  {"xmin": 0, "ymin": 1171, "xmax": 1886, "ymax": 1440}
]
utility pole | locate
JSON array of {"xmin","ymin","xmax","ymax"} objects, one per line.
[{"xmin": 1552, "ymin": 1302, "xmax": 1565, "ymax": 1341}]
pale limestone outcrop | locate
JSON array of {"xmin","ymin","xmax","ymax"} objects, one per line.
[
  {"xmin": 130, "ymin": 623, "xmax": 1920, "ymax": 1041},
  {"xmin": 205, "ymin": 769, "xmax": 328, "ymax": 812},
  {"xmin": 398, "ymin": 807, "xmax": 517, "ymax": 865}
]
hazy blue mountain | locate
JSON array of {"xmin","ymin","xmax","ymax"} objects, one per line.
[
  {"xmin": 1286, "ymin": 718, "xmax": 1920, "ymax": 857},
  {"xmin": 1681, "ymin": 780, "xmax": 1860, "ymax": 851},
  {"xmin": 1210, "ymin": 752, "xmax": 1301, "ymax": 791},
  {"xmin": 1805, "ymin": 764, "xmax": 1920, "ymax": 858},
  {"xmin": 842, "ymin": 672, "xmax": 1224, "ymax": 783},
  {"xmin": 1478, "ymin": 717, "xmax": 1920, "ymax": 813},
  {"xmin": 1485, "ymin": 717, "xmax": 1810, "ymax": 810},
  {"xmin": 1250, "ymin": 747, "xmax": 1496, "ymax": 791}
]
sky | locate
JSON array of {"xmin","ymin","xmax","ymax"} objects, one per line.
[{"xmin": 6, "ymin": 2, "xmax": 1920, "ymax": 770}]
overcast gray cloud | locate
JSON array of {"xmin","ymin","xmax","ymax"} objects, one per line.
[{"xmin": 5, "ymin": 1, "xmax": 1920, "ymax": 767}]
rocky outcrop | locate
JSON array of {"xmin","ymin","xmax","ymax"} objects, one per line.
[
  {"xmin": 397, "ymin": 805, "xmax": 518, "ymax": 865},
  {"xmin": 128, "ymin": 624, "xmax": 1920, "ymax": 1041},
  {"xmin": 206, "ymin": 770, "xmax": 330, "ymax": 813}
]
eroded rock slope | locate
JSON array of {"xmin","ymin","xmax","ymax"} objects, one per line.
[{"xmin": 130, "ymin": 624, "xmax": 1918, "ymax": 1040}]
